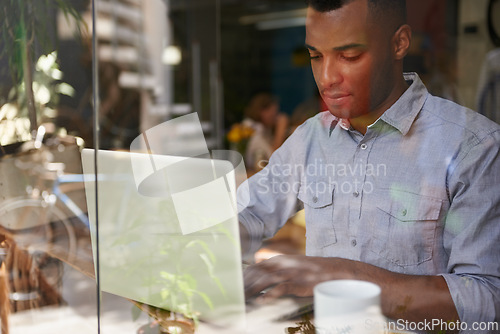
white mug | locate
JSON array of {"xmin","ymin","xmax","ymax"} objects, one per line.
[{"xmin": 314, "ymin": 280, "xmax": 386, "ymax": 334}]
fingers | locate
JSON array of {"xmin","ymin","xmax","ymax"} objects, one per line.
[
  {"xmin": 244, "ymin": 266, "xmax": 292, "ymax": 298},
  {"xmin": 244, "ymin": 255, "xmax": 345, "ymax": 303},
  {"xmin": 244, "ymin": 255, "xmax": 285, "ymax": 297},
  {"xmin": 259, "ymin": 282, "xmax": 314, "ymax": 302},
  {"xmin": 244, "ymin": 255, "xmax": 310, "ymax": 299}
]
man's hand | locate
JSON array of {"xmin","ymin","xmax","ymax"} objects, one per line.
[
  {"xmin": 244, "ymin": 255, "xmax": 459, "ymax": 325},
  {"xmin": 244, "ymin": 255, "xmax": 353, "ymax": 301}
]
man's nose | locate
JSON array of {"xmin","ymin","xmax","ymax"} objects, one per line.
[{"xmin": 319, "ymin": 57, "xmax": 343, "ymax": 88}]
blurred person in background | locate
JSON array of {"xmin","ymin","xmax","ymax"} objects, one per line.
[
  {"xmin": 476, "ymin": 48, "xmax": 500, "ymax": 124},
  {"xmin": 242, "ymin": 93, "xmax": 289, "ymax": 173}
]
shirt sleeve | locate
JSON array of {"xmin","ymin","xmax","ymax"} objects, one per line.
[
  {"xmin": 237, "ymin": 127, "xmax": 305, "ymax": 256},
  {"xmin": 441, "ymin": 129, "xmax": 500, "ymax": 332}
]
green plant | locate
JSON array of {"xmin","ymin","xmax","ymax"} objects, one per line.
[
  {"xmin": 0, "ymin": 0, "xmax": 85, "ymax": 139},
  {"xmin": 0, "ymin": 51, "xmax": 75, "ymax": 145},
  {"xmin": 156, "ymin": 238, "xmax": 226, "ymax": 326},
  {"xmin": 101, "ymin": 198, "xmax": 233, "ymax": 332}
]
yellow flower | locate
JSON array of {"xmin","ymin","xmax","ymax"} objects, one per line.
[
  {"xmin": 242, "ymin": 125, "xmax": 254, "ymax": 138},
  {"xmin": 227, "ymin": 123, "xmax": 254, "ymax": 143},
  {"xmin": 227, "ymin": 124, "xmax": 242, "ymax": 143}
]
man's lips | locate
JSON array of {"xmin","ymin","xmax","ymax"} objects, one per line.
[{"xmin": 323, "ymin": 92, "xmax": 351, "ymax": 105}]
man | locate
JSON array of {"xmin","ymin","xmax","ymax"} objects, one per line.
[{"xmin": 238, "ymin": 0, "xmax": 500, "ymax": 332}]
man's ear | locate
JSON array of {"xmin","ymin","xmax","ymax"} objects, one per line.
[{"xmin": 393, "ymin": 24, "xmax": 411, "ymax": 60}]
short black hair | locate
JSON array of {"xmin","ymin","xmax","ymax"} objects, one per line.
[
  {"xmin": 305, "ymin": 0, "xmax": 354, "ymax": 12},
  {"xmin": 305, "ymin": 0, "xmax": 407, "ymax": 33}
]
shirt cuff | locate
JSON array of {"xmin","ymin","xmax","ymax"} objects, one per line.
[
  {"xmin": 439, "ymin": 273, "xmax": 498, "ymax": 333},
  {"xmin": 238, "ymin": 209, "xmax": 264, "ymax": 258}
]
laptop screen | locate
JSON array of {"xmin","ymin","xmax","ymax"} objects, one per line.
[{"xmin": 81, "ymin": 149, "xmax": 246, "ymax": 328}]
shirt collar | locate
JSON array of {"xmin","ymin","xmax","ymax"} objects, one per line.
[
  {"xmin": 378, "ymin": 72, "xmax": 428, "ymax": 135},
  {"xmin": 329, "ymin": 72, "xmax": 428, "ymax": 136},
  {"xmin": 327, "ymin": 115, "xmax": 351, "ymax": 133}
]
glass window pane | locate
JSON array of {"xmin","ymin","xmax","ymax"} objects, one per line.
[{"xmin": 0, "ymin": 1, "xmax": 97, "ymax": 333}]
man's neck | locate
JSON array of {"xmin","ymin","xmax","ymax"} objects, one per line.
[
  {"xmin": 350, "ymin": 76, "xmax": 409, "ymax": 134},
  {"xmin": 349, "ymin": 109, "xmax": 386, "ymax": 135}
]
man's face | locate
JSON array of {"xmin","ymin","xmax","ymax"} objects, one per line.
[{"xmin": 305, "ymin": 0, "xmax": 395, "ymax": 121}]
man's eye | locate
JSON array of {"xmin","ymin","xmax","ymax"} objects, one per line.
[
  {"xmin": 309, "ymin": 54, "xmax": 321, "ymax": 60},
  {"xmin": 341, "ymin": 54, "xmax": 361, "ymax": 61}
]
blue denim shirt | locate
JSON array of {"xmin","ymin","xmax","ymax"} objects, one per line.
[{"xmin": 238, "ymin": 73, "xmax": 500, "ymax": 331}]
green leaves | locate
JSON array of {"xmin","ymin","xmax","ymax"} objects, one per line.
[{"xmin": 0, "ymin": 0, "xmax": 85, "ymax": 136}]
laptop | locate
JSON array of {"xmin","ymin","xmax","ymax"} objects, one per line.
[{"xmin": 81, "ymin": 149, "xmax": 311, "ymax": 331}]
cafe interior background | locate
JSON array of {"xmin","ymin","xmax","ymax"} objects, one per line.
[{"xmin": 0, "ymin": 0, "xmax": 499, "ymax": 333}]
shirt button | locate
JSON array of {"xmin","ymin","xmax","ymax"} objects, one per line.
[
  {"xmin": 360, "ymin": 143, "xmax": 367, "ymax": 150},
  {"xmin": 353, "ymin": 191, "xmax": 360, "ymax": 197},
  {"xmin": 402, "ymin": 209, "xmax": 407, "ymax": 216},
  {"xmin": 351, "ymin": 239, "xmax": 357, "ymax": 247},
  {"xmin": 312, "ymin": 196, "xmax": 318, "ymax": 203}
]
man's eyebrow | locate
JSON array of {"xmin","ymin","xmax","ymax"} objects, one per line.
[
  {"xmin": 305, "ymin": 43, "xmax": 316, "ymax": 51},
  {"xmin": 333, "ymin": 43, "xmax": 366, "ymax": 51},
  {"xmin": 304, "ymin": 43, "xmax": 366, "ymax": 52}
]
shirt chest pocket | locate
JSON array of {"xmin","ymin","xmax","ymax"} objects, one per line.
[
  {"xmin": 298, "ymin": 182, "xmax": 337, "ymax": 249},
  {"xmin": 371, "ymin": 190, "xmax": 442, "ymax": 267}
]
